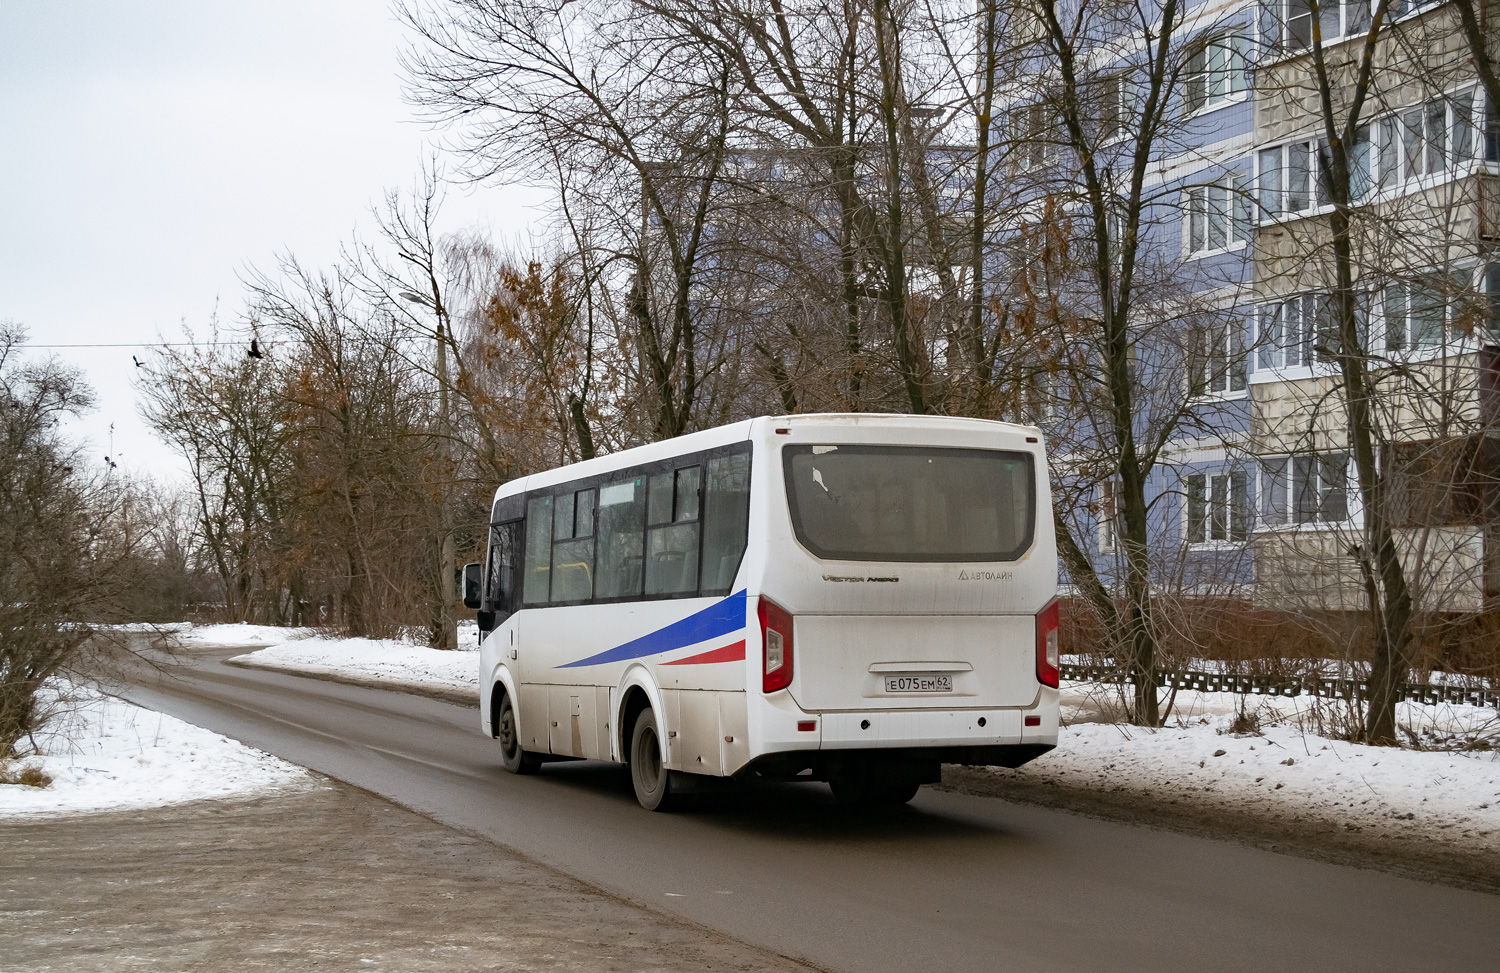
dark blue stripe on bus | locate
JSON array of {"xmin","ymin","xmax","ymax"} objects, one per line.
[{"xmin": 556, "ymin": 590, "xmax": 748, "ymax": 668}]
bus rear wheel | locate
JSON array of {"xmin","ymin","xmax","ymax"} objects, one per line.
[
  {"xmin": 496, "ymin": 692, "xmax": 542, "ymax": 775},
  {"xmin": 629, "ymin": 709, "xmax": 683, "ymax": 811}
]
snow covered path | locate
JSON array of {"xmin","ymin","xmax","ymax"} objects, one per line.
[{"xmin": 0, "ymin": 684, "xmax": 317, "ymax": 816}]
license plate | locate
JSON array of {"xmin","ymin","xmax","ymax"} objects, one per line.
[{"xmin": 884, "ymin": 674, "xmax": 953, "ymax": 693}]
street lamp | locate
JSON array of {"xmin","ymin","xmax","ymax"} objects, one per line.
[{"xmin": 400, "ymin": 289, "xmax": 458, "ymax": 651}]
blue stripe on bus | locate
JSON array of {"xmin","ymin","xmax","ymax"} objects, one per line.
[{"xmin": 556, "ymin": 589, "xmax": 747, "ymax": 668}]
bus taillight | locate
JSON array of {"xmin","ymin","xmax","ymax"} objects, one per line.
[
  {"xmin": 1036, "ymin": 598, "xmax": 1060, "ymax": 689},
  {"xmin": 758, "ymin": 597, "xmax": 794, "ymax": 693}
]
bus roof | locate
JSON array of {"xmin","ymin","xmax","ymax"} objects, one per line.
[{"xmin": 491, "ymin": 413, "xmax": 1042, "ymax": 501}]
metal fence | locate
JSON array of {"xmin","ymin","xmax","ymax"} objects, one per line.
[{"xmin": 1058, "ymin": 663, "xmax": 1500, "ymax": 711}]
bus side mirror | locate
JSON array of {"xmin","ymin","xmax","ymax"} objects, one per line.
[{"xmin": 461, "ymin": 562, "xmax": 483, "ymax": 610}]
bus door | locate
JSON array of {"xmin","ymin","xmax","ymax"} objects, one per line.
[{"xmin": 482, "ymin": 519, "xmax": 523, "ymax": 638}]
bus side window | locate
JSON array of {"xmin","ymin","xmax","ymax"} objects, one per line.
[
  {"xmin": 551, "ymin": 487, "xmax": 595, "ymax": 603},
  {"xmin": 523, "ymin": 496, "xmax": 553, "ymax": 605},
  {"xmin": 700, "ymin": 451, "xmax": 750, "ymax": 594},
  {"xmin": 597, "ymin": 478, "xmax": 645, "ymax": 599},
  {"xmin": 645, "ymin": 466, "xmax": 700, "ymax": 597}
]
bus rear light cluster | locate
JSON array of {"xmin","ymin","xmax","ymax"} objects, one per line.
[
  {"xmin": 758, "ymin": 596, "xmax": 794, "ymax": 693},
  {"xmin": 1036, "ymin": 598, "xmax": 1060, "ymax": 689}
]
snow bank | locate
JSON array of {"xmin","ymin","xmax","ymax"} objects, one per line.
[
  {"xmin": 0, "ymin": 684, "xmax": 316, "ymax": 817},
  {"xmin": 1035, "ymin": 684, "xmax": 1500, "ymax": 851},
  {"xmin": 186, "ymin": 620, "xmax": 480, "ymax": 650},
  {"xmin": 179, "ymin": 623, "xmax": 313, "ymax": 647},
  {"xmin": 228, "ymin": 638, "xmax": 479, "ymax": 696}
]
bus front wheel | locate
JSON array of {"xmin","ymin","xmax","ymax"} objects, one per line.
[
  {"xmin": 629, "ymin": 709, "xmax": 683, "ymax": 811},
  {"xmin": 497, "ymin": 693, "xmax": 542, "ymax": 775}
]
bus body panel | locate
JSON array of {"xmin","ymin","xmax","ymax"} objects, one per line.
[
  {"xmin": 789, "ymin": 614, "xmax": 1040, "ymax": 712},
  {"xmin": 475, "ymin": 413, "xmax": 1060, "ymax": 784}
]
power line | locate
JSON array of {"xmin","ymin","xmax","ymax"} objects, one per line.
[{"xmin": 23, "ymin": 341, "xmax": 244, "ymax": 349}]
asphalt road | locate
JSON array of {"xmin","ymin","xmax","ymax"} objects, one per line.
[{"xmin": 118, "ymin": 645, "xmax": 1500, "ymax": 973}]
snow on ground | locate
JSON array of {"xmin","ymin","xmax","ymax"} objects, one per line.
[
  {"xmin": 179, "ymin": 623, "xmax": 314, "ymax": 647},
  {"xmin": 228, "ymin": 638, "xmax": 479, "ymax": 696},
  {"xmin": 1029, "ymin": 683, "xmax": 1500, "ymax": 850},
  {"xmin": 185, "ymin": 620, "xmax": 481, "ymax": 650},
  {"xmin": 0, "ymin": 683, "xmax": 316, "ymax": 817}
]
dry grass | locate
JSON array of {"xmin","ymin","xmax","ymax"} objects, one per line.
[{"xmin": 0, "ymin": 760, "xmax": 53, "ymax": 788}]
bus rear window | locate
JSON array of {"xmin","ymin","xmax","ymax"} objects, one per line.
[{"xmin": 782, "ymin": 445, "xmax": 1035, "ymax": 562}]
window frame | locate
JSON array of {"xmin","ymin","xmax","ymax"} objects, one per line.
[
  {"xmin": 1381, "ymin": 264, "xmax": 1483, "ymax": 357},
  {"xmin": 780, "ymin": 445, "xmax": 1038, "ymax": 563},
  {"xmin": 1254, "ymin": 292, "xmax": 1339, "ymax": 373},
  {"xmin": 1184, "ymin": 470, "xmax": 1249, "ymax": 547},
  {"xmin": 1100, "ymin": 70, "xmax": 1141, "ymax": 144},
  {"xmin": 1098, "ymin": 478, "xmax": 1123, "ymax": 554},
  {"xmin": 1189, "ymin": 320, "xmax": 1248, "ymax": 398},
  {"xmin": 1183, "ymin": 174, "xmax": 1252, "ymax": 258},
  {"xmin": 1259, "ymin": 86, "xmax": 1491, "ymax": 221},
  {"xmin": 1258, "ymin": 451, "xmax": 1353, "ymax": 528},
  {"xmin": 1010, "ymin": 99, "xmax": 1060, "ymax": 174},
  {"xmin": 1184, "ymin": 30, "xmax": 1249, "ymax": 116}
]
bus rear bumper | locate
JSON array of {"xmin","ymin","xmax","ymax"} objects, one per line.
[
  {"xmin": 736, "ymin": 743, "xmax": 1055, "ymax": 782},
  {"xmin": 747, "ymin": 687, "xmax": 1059, "ymax": 777}
]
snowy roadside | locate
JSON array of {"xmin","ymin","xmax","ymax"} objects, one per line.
[
  {"xmin": 221, "ymin": 634, "xmax": 1500, "ymax": 857},
  {"xmin": 225, "ymin": 637, "xmax": 479, "ymax": 701},
  {"xmin": 182, "ymin": 621, "xmax": 480, "ymax": 651},
  {"xmin": 1009, "ymin": 684, "xmax": 1500, "ymax": 855},
  {"xmin": 0, "ymin": 683, "xmax": 317, "ymax": 817}
]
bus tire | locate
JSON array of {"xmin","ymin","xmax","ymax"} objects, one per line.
[
  {"xmin": 629, "ymin": 709, "xmax": 682, "ymax": 811},
  {"xmin": 496, "ymin": 692, "xmax": 542, "ymax": 775}
]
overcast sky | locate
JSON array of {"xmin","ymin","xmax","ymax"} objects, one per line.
[{"xmin": 0, "ymin": 1, "xmax": 542, "ymax": 479}]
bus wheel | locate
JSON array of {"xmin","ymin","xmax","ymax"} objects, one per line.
[
  {"xmin": 497, "ymin": 692, "xmax": 541, "ymax": 775},
  {"xmin": 629, "ymin": 709, "xmax": 682, "ymax": 811},
  {"xmin": 829, "ymin": 776, "xmax": 921, "ymax": 808}
]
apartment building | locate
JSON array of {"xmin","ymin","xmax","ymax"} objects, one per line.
[
  {"xmin": 1246, "ymin": 0, "xmax": 1500, "ymax": 611},
  {"xmin": 1021, "ymin": 0, "xmax": 1499, "ymax": 612}
]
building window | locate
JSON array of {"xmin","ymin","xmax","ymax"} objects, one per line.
[
  {"xmin": 1186, "ymin": 471, "xmax": 1248, "ymax": 544},
  {"xmin": 1260, "ymin": 453, "xmax": 1350, "ymax": 526},
  {"xmin": 1484, "ymin": 263, "xmax": 1500, "ymax": 344},
  {"xmin": 1008, "ymin": 4, "xmax": 1049, "ymax": 46},
  {"xmin": 1184, "ymin": 32, "xmax": 1248, "ymax": 114},
  {"xmin": 1100, "ymin": 71, "xmax": 1141, "ymax": 143},
  {"xmin": 1258, "ymin": 140, "xmax": 1329, "ymax": 216},
  {"xmin": 1346, "ymin": 90, "xmax": 1489, "ymax": 200},
  {"xmin": 1009, "ymin": 100, "xmax": 1059, "ymax": 173},
  {"xmin": 1098, "ymin": 479, "xmax": 1122, "ymax": 553},
  {"xmin": 1280, "ymin": 0, "xmax": 1373, "ymax": 52},
  {"xmin": 1256, "ymin": 293, "xmax": 1338, "ymax": 370},
  {"xmin": 1184, "ymin": 176, "xmax": 1251, "ymax": 255},
  {"xmin": 1189, "ymin": 322, "xmax": 1247, "ymax": 395}
]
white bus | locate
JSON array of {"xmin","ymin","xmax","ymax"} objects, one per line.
[{"xmin": 462, "ymin": 414, "xmax": 1059, "ymax": 810}]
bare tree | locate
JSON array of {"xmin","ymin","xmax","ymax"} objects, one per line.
[{"xmin": 0, "ymin": 325, "xmax": 127, "ymax": 756}]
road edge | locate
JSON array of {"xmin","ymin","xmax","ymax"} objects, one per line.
[{"xmin": 937, "ymin": 766, "xmax": 1500, "ymax": 895}]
